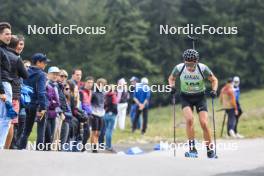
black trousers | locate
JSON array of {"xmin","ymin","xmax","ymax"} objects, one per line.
[
  {"xmin": 10, "ymin": 109, "xmax": 27, "ymax": 149},
  {"xmin": 226, "ymin": 109, "xmax": 236, "ymax": 135},
  {"xmin": 45, "ymin": 118, "xmax": 56, "ymax": 150},
  {"xmin": 133, "ymin": 107, "xmax": 148, "ymax": 133},
  {"xmin": 18, "ymin": 105, "xmax": 47, "ymax": 150},
  {"xmin": 234, "ymin": 102, "xmax": 243, "ymax": 133},
  {"xmin": 60, "ymin": 120, "xmax": 70, "ymax": 145}
]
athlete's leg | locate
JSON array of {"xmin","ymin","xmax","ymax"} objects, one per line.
[
  {"xmin": 198, "ymin": 111, "xmax": 212, "ymax": 146},
  {"xmin": 183, "ymin": 106, "xmax": 195, "ymax": 140},
  {"xmin": 183, "ymin": 106, "xmax": 199, "ymax": 157}
]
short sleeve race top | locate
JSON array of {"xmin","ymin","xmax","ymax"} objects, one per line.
[{"xmin": 171, "ymin": 63, "xmax": 213, "ymax": 94}]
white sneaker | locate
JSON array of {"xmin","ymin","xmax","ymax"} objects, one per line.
[
  {"xmin": 236, "ymin": 133, "xmax": 244, "ymax": 139},
  {"xmin": 229, "ymin": 130, "xmax": 237, "ymax": 138}
]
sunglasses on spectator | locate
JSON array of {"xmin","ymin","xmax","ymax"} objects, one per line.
[{"xmin": 60, "ymin": 75, "xmax": 68, "ymax": 78}]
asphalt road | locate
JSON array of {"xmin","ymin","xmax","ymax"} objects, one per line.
[{"xmin": 0, "ymin": 138, "xmax": 264, "ymax": 176}]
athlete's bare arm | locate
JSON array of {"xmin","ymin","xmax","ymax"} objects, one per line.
[
  {"xmin": 168, "ymin": 75, "xmax": 176, "ymax": 87},
  {"xmin": 208, "ymin": 74, "xmax": 218, "ymax": 91}
]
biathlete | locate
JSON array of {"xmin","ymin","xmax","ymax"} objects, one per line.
[{"xmin": 168, "ymin": 49, "xmax": 218, "ymax": 158}]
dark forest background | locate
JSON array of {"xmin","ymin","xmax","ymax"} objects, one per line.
[{"xmin": 1, "ymin": 0, "xmax": 263, "ymax": 106}]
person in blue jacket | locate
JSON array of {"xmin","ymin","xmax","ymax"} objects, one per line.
[
  {"xmin": 132, "ymin": 77, "xmax": 151, "ymax": 135},
  {"xmin": 18, "ymin": 53, "xmax": 50, "ymax": 150}
]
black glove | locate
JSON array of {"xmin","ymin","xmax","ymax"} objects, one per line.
[
  {"xmin": 171, "ymin": 87, "xmax": 177, "ymax": 95},
  {"xmin": 210, "ymin": 90, "xmax": 217, "ymax": 98}
]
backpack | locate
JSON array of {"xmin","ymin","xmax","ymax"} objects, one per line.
[
  {"xmin": 20, "ymin": 84, "xmax": 34, "ymax": 107},
  {"xmin": 21, "ymin": 73, "xmax": 41, "ymax": 107}
]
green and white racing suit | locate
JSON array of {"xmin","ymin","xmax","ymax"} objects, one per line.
[{"xmin": 171, "ymin": 63, "xmax": 214, "ymax": 112}]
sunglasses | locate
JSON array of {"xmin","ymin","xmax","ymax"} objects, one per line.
[
  {"xmin": 64, "ymin": 88, "xmax": 70, "ymax": 91},
  {"xmin": 60, "ymin": 75, "xmax": 68, "ymax": 78}
]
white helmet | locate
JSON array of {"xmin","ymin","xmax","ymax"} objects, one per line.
[{"xmin": 141, "ymin": 77, "xmax": 149, "ymax": 84}]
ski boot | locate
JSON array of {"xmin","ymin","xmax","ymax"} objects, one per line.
[{"xmin": 185, "ymin": 148, "xmax": 198, "ymax": 158}]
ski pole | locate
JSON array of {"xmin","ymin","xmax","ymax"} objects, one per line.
[
  {"xmin": 220, "ymin": 112, "xmax": 227, "ymax": 137},
  {"xmin": 211, "ymin": 97, "xmax": 218, "ymax": 158},
  {"xmin": 188, "ymin": 35, "xmax": 197, "ymax": 49},
  {"xmin": 172, "ymin": 93, "xmax": 176, "ymax": 157}
]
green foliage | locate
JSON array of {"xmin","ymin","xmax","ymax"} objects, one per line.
[{"xmin": 0, "ymin": 0, "xmax": 263, "ymax": 106}]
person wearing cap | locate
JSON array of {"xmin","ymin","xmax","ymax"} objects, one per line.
[
  {"xmin": 18, "ymin": 53, "xmax": 50, "ymax": 150},
  {"xmin": 220, "ymin": 78, "xmax": 238, "ymax": 138},
  {"xmin": 115, "ymin": 78, "xmax": 129, "ymax": 130},
  {"xmin": 45, "ymin": 66, "xmax": 62, "ymax": 150},
  {"xmin": 132, "ymin": 77, "xmax": 151, "ymax": 135},
  {"xmin": 129, "ymin": 76, "xmax": 141, "ymax": 129},
  {"xmin": 232, "ymin": 76, "xmax": 244, "ymax": 138},
  {"xmin": 0, "ymin": 22, "xmax": 12, "ymax": 149}
]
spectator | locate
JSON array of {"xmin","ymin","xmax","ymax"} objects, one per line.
[
  {"xmin": 233, "ymin": 76, "xmax": 244, "ymax": 138},
  {"xmin": 129, "ymin": 76, "xmax": 141, "ymax": 129},
  {"xmin": 220, "ymin": 78, "xmax": 238, "ymax": 138},
  {"xmin": 60, "ymin": 81, "xmax": 73, "ymax": 150},
  {"xmin": 18, "ymin": 53, "xmax": 50, "ymax": 150},
  {"xmin": 5, "ymin": 35, "xmax": 28, "ymax": 149},
  {"xmin": 45, "ymin": 66, "xmax": 61, "ymax": 150},
  {"xmin": 23, "ymin": 60, "xmax": 31, "ymax": 70},
  {"xmin": 59, "ymin": 69, "xmax": 68, "ymax": 84},
  {"xmin": 79, "ymin": 76, "xmax": 94, "ymax": 147},
  {"xmin": 115, "ymin": 78, "xmax": 129, "ymax": 130},
  {"xmin": 57, "ymin": 69, "xmax": 71, "ymax": 150},
  {"xmin": 16, "ymin": 60, "xmax": 31, "ymax": 145},
  {"xmin": 132, "ymin": 77, "xmax": 151, "ymax": 135},
  {"xmin": 104, "ymin": 84, "xmax": 117, "ymax": 152},
  {"xmin": 0, "ymin": 22, "xmax": 12, "ymax": 149},
  {"xmin": 91, "ymin": 78, "xmax": 106, "ymax": 153},
  {"xmin": 70, "ymin": 68, "xmax": 84, "ymax": 89},
  {"xmin": 66, "ymin": 80, "xmax": 80, "ymax": 148}
]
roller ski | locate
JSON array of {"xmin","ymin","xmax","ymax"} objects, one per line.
[
  {"xmin": 185, "ymin": 148, "xmax": 198, "ymax": 158},
  {"xmin": 207, "ymin": 149, "xmax": 217, "ymax": 159}
]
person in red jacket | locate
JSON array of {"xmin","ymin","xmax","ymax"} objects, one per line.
[{"xmin": 79, "ymin": 76, "xmax": 94, "ymax": 147}]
